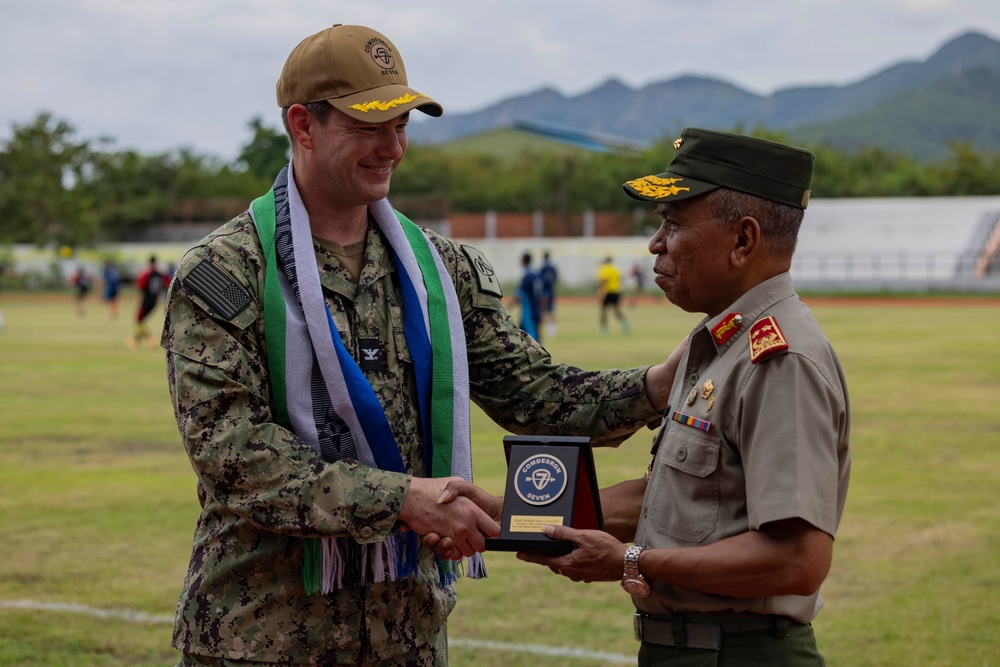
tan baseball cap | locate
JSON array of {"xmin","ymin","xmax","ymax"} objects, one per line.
[{"xmin": 276, "ymin": 24, "xmax": 443, "ymax": 122}]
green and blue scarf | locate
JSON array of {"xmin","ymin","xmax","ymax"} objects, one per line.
[{"xmin": 249, "ymin": 164, "xmax": 483, "ymax": 593}]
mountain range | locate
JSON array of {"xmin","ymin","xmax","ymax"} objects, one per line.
[{"xmin": 408, "ymin": 31, "xmax": 1000, "ymax": 161}]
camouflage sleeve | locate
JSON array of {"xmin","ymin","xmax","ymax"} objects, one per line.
[
  {"xmin": 427, "ymin": 233, "xmax": 659, "ymax": 447},
  {"xmin": 161, "ymin": 220, "xmax": 410, "ymax": 543}
]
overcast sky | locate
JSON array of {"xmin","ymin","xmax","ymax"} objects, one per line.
[{"xmin": 3, "ymin": 0, "xmax": 999, "ymax": 161}]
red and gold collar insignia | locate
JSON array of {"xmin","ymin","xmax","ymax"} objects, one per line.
[
  {"xmin": 749, "ymin": 315, "xmax": 789, "ymax": 364},
  {"xmin": 711, "ymin": 312, "xmax": 744, "ymax": 347}
]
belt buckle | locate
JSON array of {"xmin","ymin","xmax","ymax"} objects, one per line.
[{"xmin": 633, "ymin": 612, "xmax": 643, "ymax": 641}]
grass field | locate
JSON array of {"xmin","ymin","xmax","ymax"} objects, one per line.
[{"xmin": 1, "ymin": 291, "xmax": 999, "ymax": 666}]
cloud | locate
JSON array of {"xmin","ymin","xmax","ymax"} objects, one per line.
[{"xmin": 1, "ymin": 0, "xmax": 997, "ymax": 160}]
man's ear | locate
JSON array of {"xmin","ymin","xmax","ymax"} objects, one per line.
[
  {"xmin": 731, "ymin": 216, "xmax": 761, "ymax": 268},
  {"xmin": 286, "ymin": 104, "xmax": 314, "ymax": 152}
]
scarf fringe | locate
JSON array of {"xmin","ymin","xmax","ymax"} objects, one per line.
[
  {"xmin": 437, "ymin": 553, "xmax": 488, "ymax": 587},
  {"xmin": 466, "ymin": 553, "xmax": 488, "ymax": 580},
  {"xmin": 304, "ymin": 532, "xmax": 432, "ymax": 594},
  {"xmin": 304, "ymin": 536, "xmax": 487, "ymax": 594}
]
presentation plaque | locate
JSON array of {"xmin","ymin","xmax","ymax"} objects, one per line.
[{"xmin": 485, "ymin": 435, "xmax": 603, "ymax": 555}]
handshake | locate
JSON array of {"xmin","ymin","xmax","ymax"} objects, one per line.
[
  {"xmin": 397, "ymin": 473, "xmax": 631, "ymax": 585},
  {"xmin": 397, "ymin": 477, "xmax": 503, "ymax": 561}
]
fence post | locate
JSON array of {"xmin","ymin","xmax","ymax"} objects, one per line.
[
  {"xmin": 485, "ymin": 210, "xmax": 497, "ymax": 240},
  {"xmin": 533, "ymin": 210, "xmax": 544, "ymax": 238},
  {"xmin": 583, "ymin": 210, "xmax": 595, "ymax": 238}
]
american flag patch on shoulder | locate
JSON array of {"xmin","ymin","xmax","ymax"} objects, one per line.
[{"xmin": 184, "ymin": 260, "xmax": 252, "ymax": 321}]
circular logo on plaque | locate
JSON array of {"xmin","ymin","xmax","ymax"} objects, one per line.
[{"xmin": 514, "ymin": 454, "xmax": 568, "ymax": 506}]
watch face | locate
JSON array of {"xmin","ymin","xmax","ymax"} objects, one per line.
[{"xmin": 622, "ymin": 577, "xmax": 651, "ymax": 597}]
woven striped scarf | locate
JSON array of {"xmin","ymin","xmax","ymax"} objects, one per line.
[{"xmin": 249, "ymin": 164, "xmax": 483, "ymax": 593}]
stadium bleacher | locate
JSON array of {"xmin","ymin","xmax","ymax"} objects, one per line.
[
  {"xmin": 793, "ymin": 197, "xmax": 1000, "ymax": 289},
  {"xmin": 9, "ymin": 198, "xmax": 1000, "ymax": 293}
]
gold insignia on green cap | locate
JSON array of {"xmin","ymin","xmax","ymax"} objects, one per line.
[
  {"xmin": 625, "ymin": 175, "xmax": 691, "ymax": 200},
  {"xmin": 348, "ymin": 92, "xmax": 429, "ymax": 113},
  {"xmin": 673, "ymin": 137, "xmax": 683, "ymax": 150}
]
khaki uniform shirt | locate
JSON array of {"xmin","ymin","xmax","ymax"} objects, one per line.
[
  {"xmin": 162, "ymin": 213, "xmax": 658, "ymax": 664},
  {"xmin": 634, "ymin": 273, "xmax": 851, "ymax": 624}
]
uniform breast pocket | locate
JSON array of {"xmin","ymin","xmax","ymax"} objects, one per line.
[
  {"xmin": 390, "ymin": 326, "xmax": 413, "ymax": 367},
  {"xmin": 645, "ymin": 424, "xmax": 722, "ymax": 543}
]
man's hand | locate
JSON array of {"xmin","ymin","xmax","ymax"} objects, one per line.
[
  {"xmin": 436, "ymin": 480, "xmax": 503, "ymax": 520},
  {"xmin": 516, "ymin": 525, "xmax": 626, "ymax": 583},
  {"xmin": 420, "ymin": 480, "xmax": 504, "ymax": 561},
  {"xmin": 398, "ymin": 477, "xmax": 500, "ymax": 558},
  {"xmin": 644, "ymin": 336, "xmax": 690, "ymax": 413}
]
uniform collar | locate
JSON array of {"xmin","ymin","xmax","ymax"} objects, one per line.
[
  {"xmin": 315, "ymin": 218, "xmax": 395, "ymax": 300},
  {"xmin": 699, "ymin": 272, "xmax": 796, "ymax": 356}
]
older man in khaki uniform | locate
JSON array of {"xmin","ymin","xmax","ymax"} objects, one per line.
[{"xmin": 517, "ymin": 128, "xmax": 851, "ymax": 666}]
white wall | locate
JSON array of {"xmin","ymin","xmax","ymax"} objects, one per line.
[{"xmin": 8, "ymin": 197, "xmax": 1000, "ymax": 291}]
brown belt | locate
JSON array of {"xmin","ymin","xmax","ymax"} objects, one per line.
[{"xmin": 633, "ymin": 611, "xmax": 802, "ymax": 650}]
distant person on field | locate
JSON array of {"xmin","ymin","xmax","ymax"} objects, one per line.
[
  {"xmin": 70, "ymin": 265, "xmax": 92, "ymax": 317},
  {"xmin": 515, "ymin": 251, "xmax": 543, "ymax": 341},
  {"xmin": 131, "ymin": 255, "xmax": 164, "ymax": 347},
  {"xmin": 539, "ymin": 250, "xmax": 559, "ymax": 337},
  {"xmin": 0, "ymin": 262, "xmax": 5, "ymax": 330},
  {"xmin": 102, "ymin": 261, "xmax": 121, "ymax": 320},
  {"xmin": 596, "ymin": 256, "xmax": 629, "ymax": 335},
  {"xmin": 630, "ymin": 261, "xmax": 646, "ymax": 307}
]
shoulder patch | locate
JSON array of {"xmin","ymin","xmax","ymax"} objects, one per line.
[
  {"xmin": 748, "ymin": 315, "xmax": 789, "ymax": 364},
  {"xmin": 183, "ymin": 259, "xmax": 252, "ymax": 321},
  {"xmin": 460, "ymin": 245, "xmax": 503, "ymax": 298}
]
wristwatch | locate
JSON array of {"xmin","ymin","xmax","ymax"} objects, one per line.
[{"xmin": 621, "ymin": 545, "xmax": 650, "ymax": 597}]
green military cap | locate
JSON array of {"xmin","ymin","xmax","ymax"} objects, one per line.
[{"xmin": 622, "ymin": 128, "xmax": 815, "ymax": 209}]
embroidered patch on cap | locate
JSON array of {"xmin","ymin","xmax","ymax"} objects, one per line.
[
  {"xmin": 461, "ymin": 245, "xmax": 503, "ymax": 298},
  {"xmin": 749, "ymin": 315, "xmax": 789, "ymax": 364},
  {"xmin": 184, "ymin": 260, "xmax": 251, "ymax": 321},
  {"xmin": 367, "ymin": 40, "xmax": 396, "ymax": 69},
  {"xmin": 349, "ymin": 93, "xmax": 429, "ymax": 113},
  {"xmin": 623, "ymin": 175, "xmax": 691, "ymax": 200}
]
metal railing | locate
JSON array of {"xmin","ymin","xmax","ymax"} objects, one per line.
[{"xmin": 790, "ymin": 251, "xmax": 1000, "ymax": 291}]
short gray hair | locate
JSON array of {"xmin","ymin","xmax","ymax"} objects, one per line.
[{"xmin": 703, "ymin": 188, "xmax": 803, "ymax": 256}]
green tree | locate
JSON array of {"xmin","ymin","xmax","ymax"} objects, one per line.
[
  {"xmin": 0, "ymin": 113, "xmax": 95, "ymax": 246},
  {"xmin": 933, "ymin": 142, "xmax": 1000, "ymax": 195},
  {"xmin": 236, "ymin": 117, "xmax": 290, "ymax": 181},
  {"xmin": 83, "ymin": 148, "xmax": 174, "ymax": 240}
]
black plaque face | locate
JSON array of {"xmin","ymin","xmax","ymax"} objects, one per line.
[{"xmin": 485, "ymin": 435, "xmax": 603, "ymax": 554}]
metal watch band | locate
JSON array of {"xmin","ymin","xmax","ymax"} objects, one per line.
[{"xmin": 624, "ymin": 544, "xmax": 648, "ymax": 578}]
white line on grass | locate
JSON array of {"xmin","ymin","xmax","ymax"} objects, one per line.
[
  {"xmin": 0, "ymin": 599, "xmax": 174, "ymax": 624},
  {"xmin": 449, "ymin": 637, "xmax": 633, "ymax": 663},
  {"xmin": 0, "ymin": 599, "xmax": 635, "ymax": 664}
]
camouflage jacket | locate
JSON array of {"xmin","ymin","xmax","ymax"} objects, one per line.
[{"xmin": 162, "ymin": 212, "xmax": 658, "ymax": 663}]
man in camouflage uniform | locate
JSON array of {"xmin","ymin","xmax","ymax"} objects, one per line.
[{"xmin": 162, "ymin": 24, "xmax": 677, "ymax": 666}]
